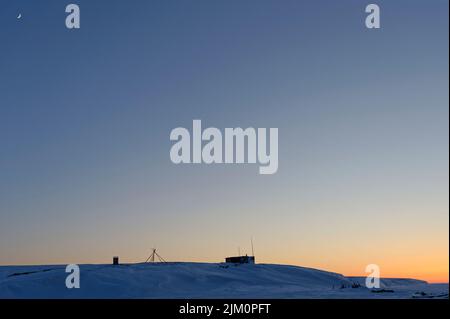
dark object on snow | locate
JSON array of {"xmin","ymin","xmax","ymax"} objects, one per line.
[
  {"xmin": 113, "ymin": 256, "xmax": 119, "ymax": 265},
  {"xmin": 371, "ymin": 289, "xmax": 394, "ymax": 293},
  {"xmin": 225, "ymin": 255, "xmax": 255, "ymax": 264},
  {"xmin": 415, "ymin": 291, "xmax": 427, "ymax": 296},
  {"xmin": 8, "ymin": 268, "xmax": 54, "ymax": 277}
]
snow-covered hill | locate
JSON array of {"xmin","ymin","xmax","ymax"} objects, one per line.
[{"xmin": 0, "ymin": 262, "xmax": 447, "ymax": 299}]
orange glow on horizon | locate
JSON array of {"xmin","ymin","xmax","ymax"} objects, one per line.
[{"xmin": 343, "ymin": 271, "xmax": 449, "ymax": 284}]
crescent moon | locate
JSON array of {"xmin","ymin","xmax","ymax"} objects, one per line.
[{"xmin": 17, "ymin": 14, "xmax": 22, "ymax": 19}]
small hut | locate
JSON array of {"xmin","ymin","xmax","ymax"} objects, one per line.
[{"xmin": 225, "ymin": 255, "xmax": 255, "ymax": 264}]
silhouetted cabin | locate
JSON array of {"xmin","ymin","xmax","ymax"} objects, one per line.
[{"xmin": 225, "ymin": 255, "xmax": 255, "ymax": 264}]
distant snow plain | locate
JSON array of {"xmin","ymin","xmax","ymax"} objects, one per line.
[{"xmin": 0, "ymin": 262, "xmax": 447, "ymax": 299}]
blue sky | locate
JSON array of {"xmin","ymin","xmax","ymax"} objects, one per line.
[{"xmin": 0, "ymin": 0, "xmax": 448, "ymax": 281}]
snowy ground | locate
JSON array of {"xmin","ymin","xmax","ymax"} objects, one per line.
[{"xmin": 0, "ymin": 262, "xmax": 447, "ymax": 299}]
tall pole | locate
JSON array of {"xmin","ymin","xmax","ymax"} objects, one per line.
[{"xmin": 251, "ymin": 237, "xmax": 254, "ymax": 256}]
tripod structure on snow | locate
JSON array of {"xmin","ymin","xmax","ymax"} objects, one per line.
[{"xmin": 145, "ymin": 248, "xmax": 166, "ymax": 263}]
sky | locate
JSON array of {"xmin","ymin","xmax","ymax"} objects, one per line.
[{"xmin": 0, "ymin": 0, "xmax": 448, "ymax": 283}]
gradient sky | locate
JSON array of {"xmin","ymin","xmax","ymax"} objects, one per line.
[{"xmin": 0, "ymin": 0, "xmax": 448, "ymax": 283}]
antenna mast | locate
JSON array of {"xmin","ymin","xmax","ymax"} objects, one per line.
[
  {"xmin": 145, "ymin": 248, "xmax": 166, "ymax": 263},
  {"xmin": 251, "ymin": 237, "xmax": 254, "ymax": 256}
]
